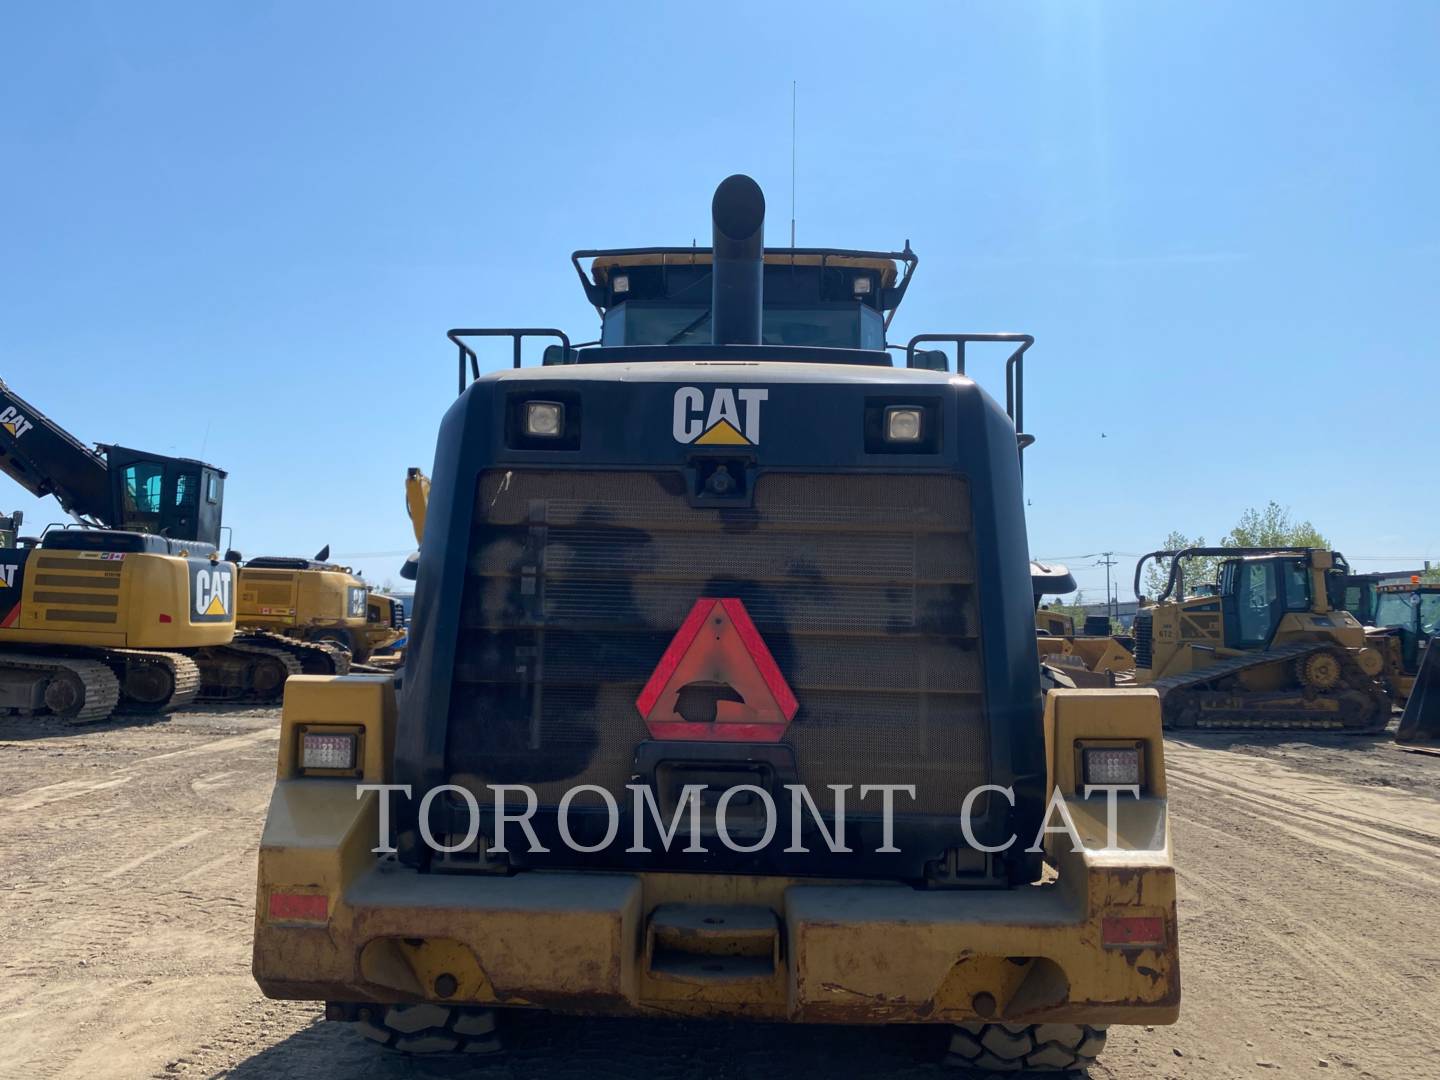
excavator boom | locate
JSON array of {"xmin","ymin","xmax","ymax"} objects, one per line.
[{"xmin": 0, "ymin": 377, "xmax": 112, "ymax": 523}]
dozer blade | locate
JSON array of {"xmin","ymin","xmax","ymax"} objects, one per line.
[{"xmin": 1396, "ymin": 633, "xmax": 1440, "ymax": 753}]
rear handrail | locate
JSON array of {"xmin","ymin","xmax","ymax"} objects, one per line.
[
  {"xmin": 447, "ymin": 328, "xmax": 572, "ymax": 394},
  {"xmin": 906, "ymin": 333, "xmax": 1033, "ymax": 461}
]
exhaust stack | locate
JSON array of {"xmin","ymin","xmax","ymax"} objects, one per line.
[{"xmin": 711, "ymin": 175, "xmax": 765, "ymax": 346}]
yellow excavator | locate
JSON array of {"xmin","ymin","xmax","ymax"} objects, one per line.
[
  {"xmin": 0, "ymin": 378, "xmax": 353, "ymax": 714},
  {"xmin": 1130, "ymin": 547, "xmax": 1392, "ymax": 730},
  {"xmin": 232, "ymin": 546, "xmax": 364, "ymax": 671},
  {"xmin": 0, "ymin": 380, "xmax": 251, "ymax": 719}
]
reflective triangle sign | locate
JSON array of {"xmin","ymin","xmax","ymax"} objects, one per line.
[{"xmin": 636, "ymin": 598, "xmax": 798, "ymax": 742}]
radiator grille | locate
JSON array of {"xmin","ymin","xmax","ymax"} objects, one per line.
[
  {"xmin": 1133, "ymin": 611, "xmax": 1153, "ymax": 669},
  {"xmin": 445, "ymin": 470, "xmax": 988, "ymax": 816}
]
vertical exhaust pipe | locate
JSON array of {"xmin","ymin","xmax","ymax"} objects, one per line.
[{"xmin": 711, "ymin": 174, "xmax": 765, "ymax": 346}]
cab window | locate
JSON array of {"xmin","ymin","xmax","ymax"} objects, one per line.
[
  {"xmin": 1236, "ymin": 560, "xmax": 1279, "ymax": 646},
  {"xmin": 123, "ymin": 462, "xmax": 165, "ymax": 515},
  {"xmin": 1283, "ymin": 560, "xmax": 1311, "ymax": 611}
]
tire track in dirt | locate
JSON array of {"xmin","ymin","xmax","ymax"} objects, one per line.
[
  {"xmin": 1100, "ymin": 740, "xmax": 1440, "ymax": 1078},
  {"xmin": 0, "ymin": 711, "xmax": 279, "ymax": 1080}
]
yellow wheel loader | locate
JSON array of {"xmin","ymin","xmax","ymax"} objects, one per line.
[
  {"xmin": 1131, "ymin": 547, "xmax": 1392, "ymax": 730},
  {"xmin": 253, "ymin": 176, "xmax": 1178, "ymax": 1071}
]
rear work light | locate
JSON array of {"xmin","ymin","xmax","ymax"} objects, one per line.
[
  {"xmin": 1082, "ymin": 745, "xmax": 1143, "ymax": 787},
  {"xmin": 301, "ymin": 731, "xmax": 357, "ymax": 771},
  {"xmin": 884, "ymin": 406, "xmax": 924, "ymax": 443},
  {"xmin": 524, "ymin": 401, "xmax": 564, "ymax": 438}
]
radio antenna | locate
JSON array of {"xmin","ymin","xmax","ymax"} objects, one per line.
[{"xmin": 790, "ymin": 80, "xmax": 797, "ymax": 248}]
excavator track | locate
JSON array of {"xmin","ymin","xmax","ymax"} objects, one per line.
[
  {"xmin": 1151, "ymin": 641, "xmax": 1390, "ymax": 732},
  {"xmin": 194, "ymin": 641, "xmax": 304, "ymax": 703},
  {"xmin": 245, "ymin": 631, "xmax": 352, "ymax": 676},
  {"xmin": 0, "ymin": 650, "xmax": 122, "ymax": 723},
  {"xmin": 101, "ymin": 649, "xmax": 202, "ymax": 714}
]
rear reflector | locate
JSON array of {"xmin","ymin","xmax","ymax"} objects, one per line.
[
  {"xmin": 1102, "ymin": 916, "xmax": 1165, "ymax": 947},
  {"xmin": 301, "ymin": 732, "xmax": 357, "ymax": 771},
  {"xmin": 268, "ymin": 892, "xmax": 328, "ymax": 922},
  {"xmin": 158, "ymin": 613, "xmax": 172, "ymax": 623}
]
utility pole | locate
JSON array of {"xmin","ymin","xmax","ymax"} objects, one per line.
[{"xmin": 1095, "ymin": 552, "xmax": 1118, "ymax": 621}]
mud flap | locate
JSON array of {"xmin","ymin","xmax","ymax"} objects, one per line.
[{"xmin": 1396, "ymin": 632, "xmax": 1440, "ymax": 751}]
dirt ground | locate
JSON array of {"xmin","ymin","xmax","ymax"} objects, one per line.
[{"xmin": 1, "ymin": 707, "xmax": 1437, "ymax": 1080}]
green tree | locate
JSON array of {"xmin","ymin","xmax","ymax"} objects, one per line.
[
  {"xmin": 1143, "ymin": 504, "xmax": 1330, "ymax": 600},
  {"xmin": 1049, "ymin": 589, "xmax": 1088, "ymax": 625},
  {"xmin": 1222, "ymin": 501, "xmax": 1328, "ymax": 550},
  {"xmin": 1422, "ymin": 564, "xmax": 1440, "ymax": 584}
]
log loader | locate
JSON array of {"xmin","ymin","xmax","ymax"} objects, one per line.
[
  {"xmin": 0, "ymin": 378, "xmax": 241, "ymax": 718},
  {"xmin": 1130, "ymin": 547, "xmax": 1392, "ymax": 730},
  {"xmin": 253, "ymin": 175, "xmax": 1179, "ymax": 1072},
  {"xmin": 0, "ymin": 377, "xmax": 343, "ymax": 712}
]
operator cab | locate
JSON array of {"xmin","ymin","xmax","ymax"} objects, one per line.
[
  {"xmin": 102, "ymin": 445, "xmax": 226, "ymax": 549},
  {"xmin": 580, "ymin": 250, "xmax": 910, "ymax": 353},
  {"xmin": 1372, "ymin": 582, "xmax": 1440, "ymax": 670},
  {"xmin": 1216, "ymin": 550, "xmax": 1350, "ymax": 649}
]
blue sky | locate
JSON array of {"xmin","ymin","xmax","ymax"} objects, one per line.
[{"xmin": 3, "ymin": 1, "xmax": 1436, "ymax": 597}]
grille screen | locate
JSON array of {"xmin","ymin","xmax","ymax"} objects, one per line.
[
  {"xmin": 1133, "ymin": 611, "xmax": 1153, "ymax": 669},
  {"xmin": 445, "ymin": 470, "xmax": 988, "ymax": 816}
]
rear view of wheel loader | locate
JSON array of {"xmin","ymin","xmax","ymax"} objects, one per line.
[{"xmin": 1131, "ymin": 547, "xmax": 1392, "ymax": 730}]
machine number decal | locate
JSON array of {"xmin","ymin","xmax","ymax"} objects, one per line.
[
  {"xmin": 0, "ymin": 406, "xmax": 35, "ymax": 439},
  {"xmin": 672, "ymin": 387, "xmax": 768, "ymax": 446},
  {"xmin": 192, "ymin": 563, "xmax": 234, "ymax": 620},
  {"xmin": 347, "ymin": 586, "xmax": 367, "ymax": 620}
]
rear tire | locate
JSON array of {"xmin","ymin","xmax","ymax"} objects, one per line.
[
  {"xmin": 946, "ymin": 1022, "xmax": 1107, "ymax": 1072},
  {"xmin": 353, "ymin": 1003, "xmax": 502, "ymax": 1056}
]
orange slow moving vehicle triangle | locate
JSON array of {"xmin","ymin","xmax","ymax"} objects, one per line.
[{"xmin": 636, "ymin": 598, "xmax": 798, "ymax": 742}]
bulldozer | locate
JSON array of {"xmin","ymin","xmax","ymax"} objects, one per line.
[
  {"xmin": 1031, "ymin": 562, "xmax": 1135, "ymax": 688},
  {"xmin": 0, "ymin": 377, "xmax": 348, "ymax": 713},
  {"xmin": 253, "ymin": 175, "xmax": 1178, "ymax": 1072},
  {"xmin": 1130, "ymin": 546, "xmax": 1392, "ymax": 730}
]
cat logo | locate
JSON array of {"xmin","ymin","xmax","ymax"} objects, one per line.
[
  {"xmin": 673, "ymin": 387, "xmax": 768, "ymax": 446},
  {"xmin": 193, "ymin": 565, "xmax": 233, "ymax": 618},
  {"xmin": 0, "ymin": 406, "xmax": 35, "ymax": 440},
  {"xmin": 0, "ymin": 565, "xmax": 15, "ymax": 587}
]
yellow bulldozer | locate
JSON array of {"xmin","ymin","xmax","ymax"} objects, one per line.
[
  {"xmin": 1130, "ymin": 546, "xmax": 1392, "ymax": 730},
  {"xmin": 252, "ymin": 175, "xmax": 1178, "ymax": 1072}
]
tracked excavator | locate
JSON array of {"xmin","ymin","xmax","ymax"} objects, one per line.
[
  {"xmin": 1130, "ymin": 547, "xmax": 1392, "ymax": 730},
  {"xmin": 0, "ymin": 378, "xmax": 341, "ymax": 714}
]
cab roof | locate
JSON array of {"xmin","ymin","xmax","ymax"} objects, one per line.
[{"xmin": 573, "ymin": 245, "xmax": 917, "ymax": 321}]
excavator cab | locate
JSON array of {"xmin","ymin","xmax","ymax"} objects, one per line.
[{"xmin": 102, "ymin": 445, "xmax": 225, "ymax": 549}]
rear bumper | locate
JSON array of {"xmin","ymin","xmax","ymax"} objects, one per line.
[
  {"xmin": 255, "ymin": 679, "xmax": 1178, "ymax": 1025},
  {"xmin": 254, "ymin": 854, "xmax": 1178, "ymax": 1025}
]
